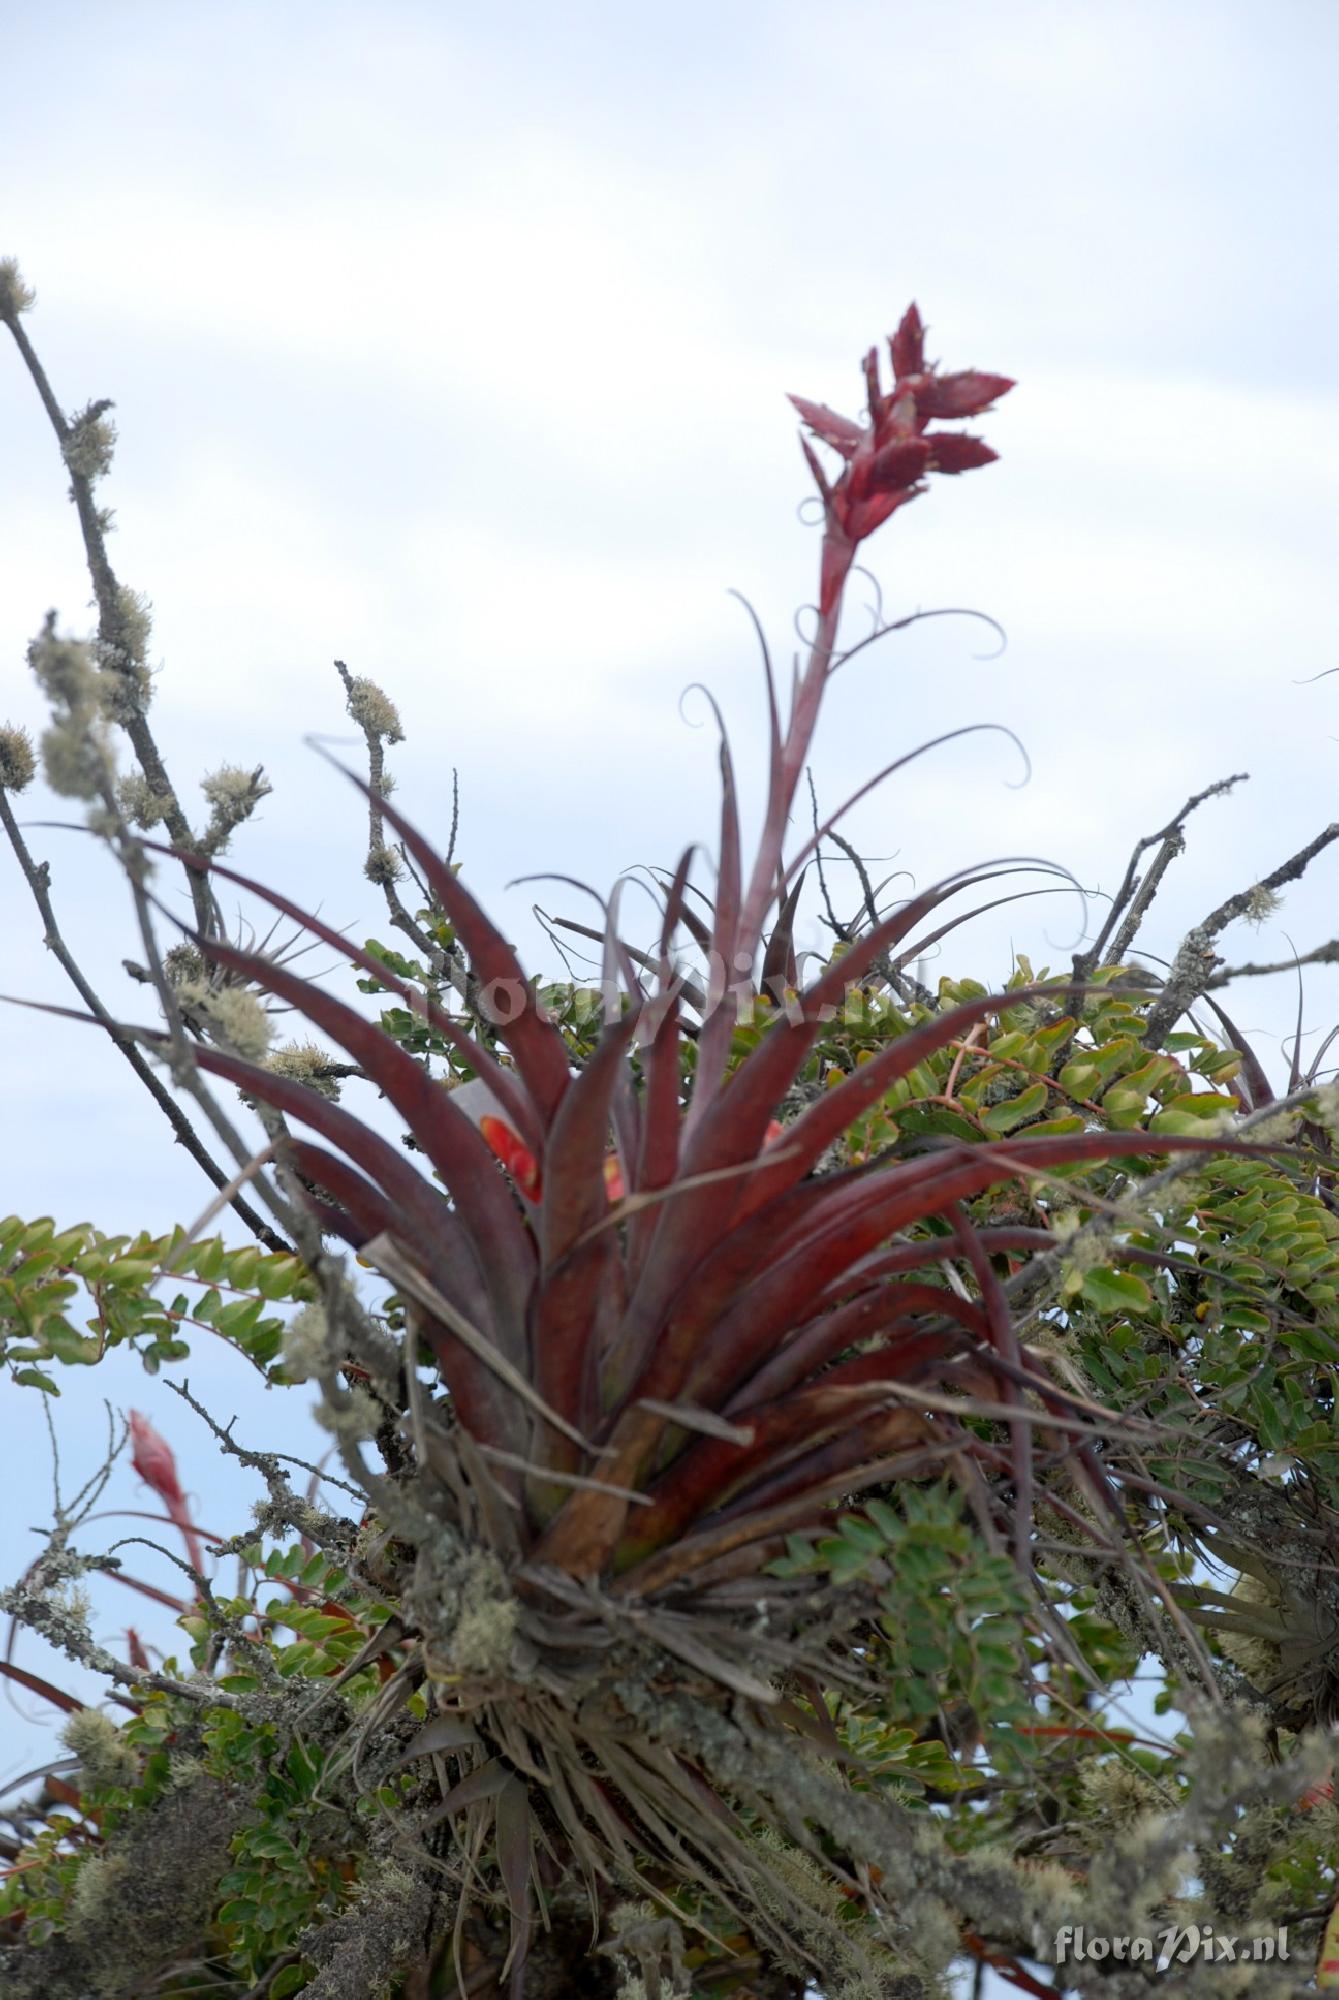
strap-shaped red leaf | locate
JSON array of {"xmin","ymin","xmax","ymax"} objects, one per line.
[
  {"xmin": 612, "ymin": 868, "xmax": 1006, "ymax": 1375},
  {"xmin": 760, "ymin": 868, "xmax": 806, "ymax": 999},
  {"xmin": 138, "ymin": 836, "xmax": 543, "ymax": 1152},
  {"xmin": 330, "ymin": 765, "xmax": 573, "ymax": 1124},
  {"xmin": 0, "ymin": 1660, "xmax": 86, "ymax": 1713},
  {"xmin": 683, "ymin": 692, "xmax": 744, "ymax": 1120},
  {"xmin": 729, "ymin": 976, "xmax": 1112, "ymax": 1224},
  {"xmin": 617, "ymin": 1404, "xmax": 933, "ymax": 1587},
  {"xmin": 629, "ymin": 1335, "xmax": 952, "ymax": 1547},
  {"xmin": 198, "ymin": 934, "xmax": 535, "ymax": 1359},
  {"xmin": 531, "ymin": 1230, "xmax": 628, "ymax": 1458},
  {"xmin": 286, "ymin": 1138, "xmax": 494, "ymax": 1339},
  {"xmin": 540, "ymin": 1123, "xmax": 1279, "ymax": 1572},
  {"xmin": 727, "ymin": 1280, "xmax": 984, "ymax": 1410},
  {"xmin": 539, "ymin": 1011, "xmax": 642, "ymax": 1271},
  {"xmin": 182, "ymin": 1041, "xmax": 522, "ymax": 1449}
]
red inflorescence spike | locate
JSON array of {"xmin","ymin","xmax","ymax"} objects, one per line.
[{"xmin": 790, "ymin": 307, "xmax": 1011, "ymax": 579}]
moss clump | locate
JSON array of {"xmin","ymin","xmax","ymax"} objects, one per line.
[
  {"xmin": 18, "ymin": 1778, "xmax": 243, "ymax": 2000},
  {"xmin": 62, "ymin": 405, "xmax": 117, "ymax": 483},
  {"xmin": 0, "ymin": 256, "xmax": 36, "ymax": 317},
  {"xmin": 61, "ymin": 1708, "xmax": 139, "ymax": 1790},
  {"xmin": 267, "ymin": 1040, "xmax": 342, "ymax": 1101},
  {"xmin": 343, "ymin": 675, "xmax": 403, "ymax": 743},
  {"xmin": 0, "ymin": 723, "xmax": 36, "ymax": 792}
]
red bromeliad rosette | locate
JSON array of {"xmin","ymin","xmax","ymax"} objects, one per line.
[
  {"xmin": 23, "ymin": 308, "xmax": 1281, "ymax": 1992},
  {"xmin": 102, "ymin": 308, "xmax": 1268, "ymax": 1602}
]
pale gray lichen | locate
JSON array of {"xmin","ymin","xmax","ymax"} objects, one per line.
[
  {"xmin": 164, "ymin": 940, "xmax": 207, "ymax": 988},
  {"xmin": 89, "ymin": 584, "xmax": 155, "ymax": 720},
  {"xmin": 205, "ymin": 985, "xmax": 275, "ymax": 1060},
  {"xmin": 117, "ymin": 769, "xmax": 168, "ymax": 828},
  {"xmin": 58, "ymin": 1779, "xmax": 242, "ymax": 2000},
  {"xmin": 1078, "ymin": 1754, "xmax": 1166, "ymax": 1833},
  {"xmin": 407, "ymin": 1545, "xmax": 521, "ymax": 1686},
  {"xmin": 742, "ymin": 1822, "xmax": 920, "ymax": 1990},
  {"xmin": 0, "ymin": 255, "xmax": 35, "ymax": 317},
  {"xmin": 29, "ymin": 621, "xmax": 98, "ymax": 708},
  {"xmin": 93, "ymin": 588, "xmax": 156, "ymax": 720},
  {"xmin": 41, "ymin": 720, "xmax": 108, "ymax": 800},
  {"xmin": 251, "ymin": 1492, "xmax": 341, "ymax": 1544},
  {"xmin": 0, "ymin": 722, "xmax": 36, "ymax": 792},
  {"xmin": 294, "ymin": 1848, "xmax": 433, "ymax": 2000},
  {"xmin": 344, "ymin": 675, "xmax": 404, "ymax": 743},
  {"xmin": 63, "ymin": 403, "xmax": 117, "ymax": 483},
  {"xmin": 282, "ymin": 1302, "xmax": 331, "ymax": 1383},
  {"xmin": 68, "ymin": 1846, "xmax": 133, "ymax": 1951},
  {"xmin": 64, "ymin": 1581, "xmax": 94, "ymax": 1626},
  {"xmin": 62, "ymin": 1707, "xmax": 140, "ymax": 1789},
  {"xmin": 314, "ymin": 1383, "xmax": 382, "ymax": 1443},
  {"xmin": 199, "ymin": 761, "xmax": 271, "ymax": 854},
  {"xmin": 110, "ymin": 586, "xmax": 152, "ymax": 671},
  {"xmin": 442, "ymin": 1548, "xmax": 520, "ymax": 1678},
  {"xmin": 267, "ymin": 1039, "xmax": 342, "ymax": 1101},
  {"xmin": 29, "ymin": 617, "xmax": 114, "ymax": 799},
  {"xmin": 1243, "ymin": 883, "xmax": 1283, "ymax": 927},
  {"xmin": 175, "ymin": 977, "xmax": 275, "ymax": 1060},
  {"xmin": 365, "ymin": 842, "xmax": 405, "ymax": 885},
  {"xmin": 1238, "ymin": 1104, "xmax": 1301, "ymax": 1145},
  {"xmin": 1310, "ymin": 1080, "xmax": 1339, "ymax": 1142},
  {"xmin": 1058, "ymin": 1223, "xmax": 1111, "ymax": 1293}
]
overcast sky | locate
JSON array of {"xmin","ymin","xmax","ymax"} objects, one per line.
[{"xmin": 3, "ymin": 0, "xmax": 1338, "ymax": 1934}]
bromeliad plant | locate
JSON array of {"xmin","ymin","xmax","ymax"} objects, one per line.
[
  {"xmin": 161, "ymin": 316, "xmax": 1240, "ymax": 1579},
  {"xmin": 6, "ymin": 301, "xmax": 1319, "ymax": 1996}
]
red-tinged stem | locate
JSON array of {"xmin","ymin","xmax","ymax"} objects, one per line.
[
  {"xmin": 106, "ymin": 1572, "xmax": 191, "ymax": 1614},
  {"xmin": 950, "ymin": 1205, "xmax": 1032, "ymax": 1570},
  {"xmin": 1013, "ymin": 1724, "xmax": 1179, "ymax": 1754},
  {"xmin": 735, "ymin": 562, "xmax": 848, "ymax": 975},
  {"xmin": 684, "ymin": 544, "xmax": 853, "ymax": 1149},
  {"xmin": 162, "ymin": 1502, "xmax": 207, "ymax": 1579},
  {"xmin": 961, "ymin": 1937, "xmax": 1061, "ymax": 2000},
  {"xmin": 0, "ymin": 1659, "xmax": 86, "ymax": 1713}
]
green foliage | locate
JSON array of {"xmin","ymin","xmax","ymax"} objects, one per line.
[
  {"xmin": 0, "ymin": 1539, "xmax": 405, "ymax": 1992},
  {"xmin": 770, "ymin": 1485, "xmax": 1036, "ymax": 1759},
  {"xmin": 0, "ymin": 1215, "xmax": 315, "ymax": 1389}
]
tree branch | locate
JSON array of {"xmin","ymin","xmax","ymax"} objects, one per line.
[
  {"xmin": 1143, "ymin": 822, "xmax": 1339, "ymax": 1043},
  {"xmin": 0, "ymin": 785, "xmax": 291, "ymax": 1251},
  {"xmin": 2, "ymin": 305, "xmax": 217, "ymax": 938}
]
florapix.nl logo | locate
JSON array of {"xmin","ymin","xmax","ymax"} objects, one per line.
[{"xmin": 1054, "ymin": 1924, "xmax": 1291, "ymax": 1969}]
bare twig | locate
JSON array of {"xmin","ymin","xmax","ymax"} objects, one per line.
[
  {"xmin": 804, "ymin": 766, "xmax": 927, "ymax": 1005},
  {"xmin": 1206, "ymin": 938, "xmax": 1339, "ymax": 990},
  {"xmin": 1143, "ymin": 821, "xmax": 1339, "ymax": 1043},
  {"xmin": 1, "ymin": 305, "xmax": 217, "ymax": 937},
  {"xmin": 333, "ymin": 658, "xmax": 485, "ymax": 1035},
  {"xmin": 166, "ymin": 1379, "xmax": 364, "ymax": 1541},
  {"xmin": 0, "ymin": 786, "xmax": 291, "ymax": 1252},
  {"xmin": 1075, "ymin": 772, "xmax": 1249, "ymax": 981}
]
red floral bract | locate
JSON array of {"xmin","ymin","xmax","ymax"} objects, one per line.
[{"xmin": 790, "ymin": 302, "xmax": 1013, "ymax": 614}]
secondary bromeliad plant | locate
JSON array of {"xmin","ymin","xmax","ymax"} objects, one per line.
[{"xmin": 8, "ymin": 286, "xmax": 1333, "ymax": 1998}]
